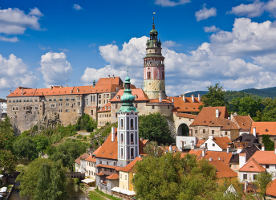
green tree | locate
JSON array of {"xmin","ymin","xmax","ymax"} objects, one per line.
[
  {"xmin": 261, "ymin": 98, "xmax": 276, "ymax": 121},
  {"xmin": 139, "ymin": 113, "xmax": 173, "ymax": 145},
  {"xmin": 33, "ymin": 134, "xmax": 50, "ymax": 154},
  {"xmin": 49, "ymin": 139, "xmax": 87, "ymax": 170},
  {"xmin": 143, "ymin": 141, "xmax": 163, "ymax": 157},
  {"xmin": 17, "ymin": 158, "xmax": 67, "ymax": 200},
  {"xmin": 0, "ymin": 150, "xmax": 16, "ymax": 173},
  {"xmin": 0, "ymin": 117, "xmax": 15, "ymax": 151},
  {"xmin": 133, "ymin": 153, "xmax": 218, "ymax": 200},
  {"xmin": 255, "ymin": 172, "xmax": 272, "ymax": 200},
  {"xmin": 230, "ymin": 96, "xmax": 263, "ymax": 117},
  {"xmin": 202, "ymin": 83, "xmax": 227, "ymax": 107},
  {"xmin": 75, "ymin": 114, "xmax": 97, "ymax": 132},
  {"xmin": 13, "ymin": 135, "xmax": 38, "ymax": 160},
  {"xmin": 262, "ymin": 135, "xmax": 274, "ymax": 151}
]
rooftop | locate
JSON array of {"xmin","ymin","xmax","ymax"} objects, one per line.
[
  {"xmin": 266, "ymin": 179, "xmax": 276, "ymax": 197},
  {"xmin": 210, "ymin": 160, "xmax": 237, "ymax": 179},
  {"xmin": 239, "ymin": 158, "xmax": 265, "ymax": 172},
  {"xmin": 250, "ymin": 122, "xmax": 276, "ymax": 136}
]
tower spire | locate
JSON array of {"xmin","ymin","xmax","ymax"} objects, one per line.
[{"xmin": 152, "ymin": 12, "xmax": 156, "ymax": 29}]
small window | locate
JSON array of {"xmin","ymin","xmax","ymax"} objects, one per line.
[
  {"xmin": 212, "ymin": 143, "xmax": 215, "ymax": 147},
  {"xmin": 225, "ymin": 131, "xmax": 227, "ymax": 135},
  {"xmin": 131, "ymin": 148, "xmax": 134, "ymax": 159},
  {"xmin": 203, "ymin": 129, "xmax": 205, "ymax": 134},
  {"xmin": 147, "ymin": 71, "xmax": 151, "ymax": 79},
  {"xmin": 253, "ymin": 174, "xmax": 257, "ymax": 180},
  {"xmin": 152, "ymin": 105, "xmax": 155, "ymax": 109},
  {"xmin": 121, "ymin": 133, "xmax": 124, "ymax": 143},
  {"xmin": 243, "ymin": 174, "xmax": 247, "ymax": 180},
  {"xmin": 212, "ymin": 130, "xmax": 214, "ymax": 134},
  {"xmin": 121, "ymin": 148, "xmax": 124, "ymax": 158},
  {"xmin": 266, "ymin": 165, "xmax": 269, "ymax": 169},
  {"xmin": 130, "ymin": 133, "xmax": 134, "ymax": 144},
  {"xmin": 121, "ymin": 119, "xmax": 124, "ymax": 129},
  {"xmin": 130, "ymin": 119, "xmax": 134, "ymax": 130}
]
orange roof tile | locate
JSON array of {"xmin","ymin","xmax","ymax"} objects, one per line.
[
  {"xmin": 110, "ymin": 88, "xmax": 149, "ymax": 102},
  {"xmin": 191, "ymin": 107, "xmax": 239, "ymax": 130},
  {"xmin": 196, "ymin": 139, "xmax": 206, "ymax": 148},
  {"xmin": 148, "ymin": 98, "xmax": 172, "ymax": 104},
  {"xmin": 75, "ymin": 153, "xmax": 89, "ymax": 165},
  {"xmin": 175, "ymin": 112, "xmax": 197, "ymax": 119},
  {"xmin": 7, "ymin": 77, "xmax": 123, "ymax": 97},
  {"xmin": 98, "ymin": 102, "xmax": 111, "ymax": 113},
  {"xmin": 250, "ymin": 122, "xmax": 276, "ymax": 136},
  {"xmin": 232, "ymin": 115, "xmax": 253, "ymax": 132},
  {"xmin": 266, "ymin": 179, "xmax": 276, "ymax": 197},
  {"xmin": 209, "ymin": 160, "xmax": 237, "ymax": 179},
  {"xmin": 97, "ymin": 172, "xmax": 105, "ymax": 176},
  {"xmin": 85, "ymin": 155, "xmax": 96, "ymax": 162},
  {"xmin": 119, "ymin": 157, "xmax": 142, "ymax": 173},
  {"xmin": 96, "ymin": 164, "xmax": 117, "ymax": 169},
  {"xmin": 189, "ymin": 150, "xmax": 232, "ymax": 164},
  {"xmin": 250, "ymin": 151, "xmax": 276, "ymax": 165},
  {"xmin": 168, "ymin": 96, "xmax": 203, "ymax": 113},
  {"xmin": 106, "ymin": 173, "xmax": 119, "ymax": 180},
  {"xmin": 94, "ymin": 129, "xmax": 118, "ymax": 160},
  {"xmin": 213, "ymin": 137, "xmax": 231, "ymax": 150},
  {"xmin": 239, "ymin": 158, "xmax": 265, "ymax": 172}
]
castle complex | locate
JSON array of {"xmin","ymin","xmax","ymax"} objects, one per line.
[{"xmin": 6, "ymin": 20, "xmax": 203, "ymax": 136}]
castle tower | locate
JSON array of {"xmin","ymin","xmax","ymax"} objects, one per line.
[
  {"xmin": 143, "ymin": 15, "xmax": 166, "ymax": 99},
  {"xmin": 117, "ymin": 76, "xmax": 139, "ymax": 167}
]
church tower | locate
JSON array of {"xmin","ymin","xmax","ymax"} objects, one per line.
[
  {"xmin": 143, "ymin": 15, "xmax": 166, "ymax": 99},
  {"xmin": 117, "ymin": 76, "xmax": 139, "ymax": 167}
]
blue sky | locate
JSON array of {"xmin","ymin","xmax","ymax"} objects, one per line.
[{"xmin": 1, "ymin": 0, "xmax": 276, "ymax": 98}]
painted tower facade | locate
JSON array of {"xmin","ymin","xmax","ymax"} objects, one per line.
[
  {"xmin": 143, "ymin": 17, "xmax": 166, "ymax": 99},
  {"xmin": 117, "ymin": 77, "xmax": 139, "ymax": 167}
]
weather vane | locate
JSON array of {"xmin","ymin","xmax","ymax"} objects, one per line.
[{"xmin": 153, "ymin": 11, "xmax": 156, "ymax": 27}]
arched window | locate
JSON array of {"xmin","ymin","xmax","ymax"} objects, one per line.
[
  {"xmin": 130, "ymin": 133, "xmax": 134, "ymax": 144},
  {"xmin": 130, "ymin": 119, "xmax": 134, "ymax": 130},
  {"xmin": 147, "ymin": 71, "xmax": 151, "ymax": 79},
  {"xmin": 121, "ymin": 119, "xmax": 124, "ymax": 129}
]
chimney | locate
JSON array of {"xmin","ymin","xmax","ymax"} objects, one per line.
[
  {"xmin": 239, "ymin": 153, "xmax": 246, "ymax": 168},
  {"xmin": 169, "ymin": 145, "xmax": 172, "ymax": 152},
  {"xmin": 253, "ymin": 127, "xmax": 256, "ymax": 137},
  {"xmin": 183, "ymin": 94, "xmax": 186, "ymax": 102},
  {"xmin": 198, "ymin": 93, "xmax": 201, "ymax": 102},
  {"xmin": 261, "ymin": 146, "xmax": 265, "ymax": 151},
  {"xmin": 111, "ymin": 127, "xmax": 115, "ymax": 142},
  {"xmin": 191, "ymin": 94, "xmax": 194, "ymax": 103},
  {"xmin": 201, "ymin": 149, "xmax": 205, "ymax": 157},
  {"xmin": 216, "ymin": 109, "xmax": 219, "ymax": 118},
  {"xmin": 227, "ymin": 147, "xmax": 229, "ymax": 153},
  {"xmin": 172, "ymin": 98, "xmax": 174, "ymax": 103}
]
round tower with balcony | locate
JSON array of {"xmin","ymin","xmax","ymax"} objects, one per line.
[{"xmin": 143, "ymin": 15, "xmax": 166, "ymax": 100}]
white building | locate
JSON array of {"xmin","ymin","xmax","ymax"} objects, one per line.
[
  {"xmin": 176, "ymin": 136, "xmax": 197, "ymax": 151},
  {"xmin": 200, "ymin": 136, "xmax": 231, "ymax": 152}
]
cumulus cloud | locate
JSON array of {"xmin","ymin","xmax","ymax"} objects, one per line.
[
  {"xmin": 195, "ymin": 5, "xmax": 217, "ymax": 21},
  {"xmin": 154, "ymin": 0, "xmax": 190, "ymax": 7},
  {"xmin": 0, "ymin": 7, "xmax": 43, "ymax": 42},
  {"xmin": 0, "ymin": 54, "xmax": 36, "ymax": 90},
  {"xmin": 81, "ymin": 18, "xmax": 276, "ymax": 95},
  {"xmin": 230, "ymin": 0, "xmax": 276, "ymax": 17},
  {"xmin": 40, "ymin": 52, "xmax": 72, "ymax": 86},
  {"xmin": 204, "ymin": 25, "xmax": 220, "ymax": 33},
  {"xmin": 0, "ymin": 36, "xmax": 18, "ymax": 42},
  {"xmin": 73, "ymin": 4, "xmax": 83, "ymax": 11}
]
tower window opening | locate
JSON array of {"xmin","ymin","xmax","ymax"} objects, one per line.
[
  {"xmin": 121, "ymin": 133, "xmax": 124, "ymax": 143},
  {"xmin": 147, "ymin": 72, "xmax": 151, "ymax": 79},
  {"xmin": 130, "ymin": 133, "xmax": 134, "ymax": 144},
  {"xmin": 130, "ymin": 119, "xmax": 134, "ymax": 130},
  {"xmin": 121, "ymin": 148, "xmax": 124, "ymax": 158},
  {"xmin": 121, "ymin": 119, "xmax": 124, "ymax": 129},
  {"xmin": 131, "ymin": 148, "xmax": 134, "ymax": 159}
]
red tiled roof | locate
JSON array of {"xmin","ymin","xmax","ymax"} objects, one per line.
[
  {"xmin": 148, "ymin": 99, "xmax": 172, "ymax": 104},
  {"xmin": 213, "ymin": 137, "xmax": 231, "ymax": 150},
  {"xmin": 196, "ymin": 139, "xmax": 206, "ymax": 148},
  {"xmin": 189, "ymin": 150, "xmax": 232, "ymax": 164},
  {"xmin": 239, "ymin": 158, "xmax": 265, "ymax": 172},
  {"xmin": 94, "ymin": 129, "xmax": 118, "ymax": 160},
  {"xmin": 190, "ymin": 107, "xmax": 239, "ymax": 130},
  {"xmin": 98, "ymin": 102, "xmax": 111, "ymax": 113},
  {"xmin": 85, "ymin": 155, "xmax": 96, "ymax": 162},
  {"xmin": 96, "ymin": 164, "xmax": 117, "ymax": 169},
  {"xmin": 110, "ymin": 88, "xmax": 149, "ymax": 102},
  {"xmin": 175, "ymin": 112, "xmax": 197, "ymax": 119},
  {"xmin": 119, "ymin": 157, "xmax": 142, "ymax": 173},
  {"xmin": 209, "ymin": 160, "xmax": 237, "ymax": 179},
  {"xmin": 250, "ymin": 122, "xmax": 276, "ymax": 136},
  {"xmin": 168, "ymin": 96, "xmax": 203, "ymax": 113},
  {"xmin": 8, "ymin": 77, "xmax": 123, "ymax": 97},
  {"xmin": 250, "ymin": 151, "xmax": 276, "ymax": 165},
  {"xmin": 75, "ymin": 153, "xmax": 89, "ymax": 164},
  {"xmin": 97, "ymin": 172, "xmax": 105, "ymax": 176},
  {"xmin": 266, "ymin": 179, "xmax": 276, "ymax": 197},
  {"xmin": 232, "ymin": 115, "xmax": 253, "ymax": 132},
  {"xmin": 106, "ymin": 173, "xmax": 119, "ymax": 180}
]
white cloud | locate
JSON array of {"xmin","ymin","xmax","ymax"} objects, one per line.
[
  {"xmin": 230, "ymin": 1, "xmax": 264, "ymax": 17},
  {"xmin": 0, "ymin": 36, "xmax": 18, "ymax": 42},
  {"xmin": 0, "ymin": 54, "xmax": 36, "ymax": 90},
  {"xmin": 195, "ymin": 5, "xmax": 217, "ymax": 21},
  {"xmin": 0, "ymin": 7, "xmax": 42, "ymax": 42},
  {"xmin": 231, "ymin": 0, "xmax": 276, "ymax": 18},
  {"xmin": 40, "ymin": 52, "xmax": 72, "ymax": 86},
  {"xmin": 81, "ymin": 17, "xmax": 276, "ymax": 95},
  {"xmin": 204, "ymin": 25, "xmax": 220, "ymax": 33},
  {"xmin": 154, "ymin": 0, "xmax": 190, "ymax": 7},
  {"xmin": 73, "ymin": 4, "xmax": 83, "ymax": 11}
]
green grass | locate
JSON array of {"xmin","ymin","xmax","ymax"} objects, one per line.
[
  {"xmin": 95, "ymin": 188, "xmax": 121, "ymax": 200},
  {"xmin": 88, "ymin": 191, "xmax": 105, "ymax": 200}
]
